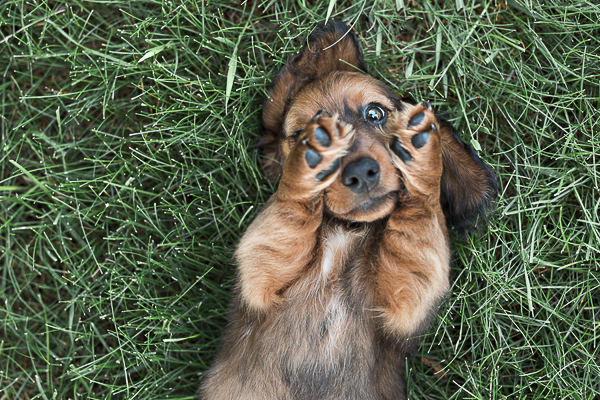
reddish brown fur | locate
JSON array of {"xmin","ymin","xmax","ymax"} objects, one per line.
[{"xmin": 201, "ymin": 20, "xmax": 496, "ymax": 400}]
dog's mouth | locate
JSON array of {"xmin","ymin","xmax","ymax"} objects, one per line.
[
  {"xmin": 325, "ymin": 191, "xmax": 399, "ymax": 222},
  {"xmin": 350, "ymin": 192, "xmax": 397, "ymax": 212}
]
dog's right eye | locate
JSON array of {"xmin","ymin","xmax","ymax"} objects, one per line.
[{"xmin": 364, "ymin": 104, "xmax": 387, "ymax": 124}]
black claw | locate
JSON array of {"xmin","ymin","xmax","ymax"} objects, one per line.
[
  {"xmin": 305, "ymin": 148, "xmax": 322, "ymax": 168},
  {"xmin": 407, "ymin": 112, "xmax": 425, "ymax": 128},
  {"xmin": 391, "ymin": 138, "xmax": 412, "ymax": 163},
  {"xmin": 431, "ymin": 123, "xmax": 437, "ymax": 133},
  {"xmin": 411, "ymin": 132, "xmax": 429, "ymax": 149},
  {"xmin": 314, "ymin": 127, "xmax": 331, "ymax": 147},
  {"xmin": 316, "ymin": 158, "xmax": 340, "ymax": 181},
  {"xmin": 312, "ymin": 110, "xmax": 325, "ymax": 121},
  {"xmin": 422, "ymin": 99, "xmax": 432, "ymax": 111}
]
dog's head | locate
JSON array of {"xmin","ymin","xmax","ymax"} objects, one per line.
[{"xmin": 260, "ymin": 20, "xmax": 496, "ymax": 235}]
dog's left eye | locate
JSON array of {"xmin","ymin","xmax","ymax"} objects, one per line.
[
  {"xmin": 289, "ymin": 129, "xmax": 302, "ymax": 142},
  {"xmin": 364, "ymin": 104, "xmax": 387, "ymax": 124}
]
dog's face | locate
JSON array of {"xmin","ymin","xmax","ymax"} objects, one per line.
[
  {"xmin": 261, "ymin": 21, "xmax": 496, "ymax": 231},
  {"xmin": 281, "ymin": 71, "xmax": 404, "ymax": 222}
]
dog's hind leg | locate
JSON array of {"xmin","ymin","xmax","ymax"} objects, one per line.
[{"xmin": 236, "ymin": 113, "xmax": 353, "ymax": 311}]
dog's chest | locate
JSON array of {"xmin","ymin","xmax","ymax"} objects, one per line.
[
  {"xmin": 320, "ymin": 227, "xmax": 359, "ymax": 279},
  {"xmin": 285, "ymin": 224, "xmax": 368, "ymax": 314},
  {"xmin": 285, "ymin": 225, "xmax": 371, "ymax": 343}
]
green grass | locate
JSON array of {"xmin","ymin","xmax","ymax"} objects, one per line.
[{"xmin": 0, "ymin": 0, "xmax": 599, "ymax": 399}]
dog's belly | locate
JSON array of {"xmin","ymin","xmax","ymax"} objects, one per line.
[{"xmin": 202, "ymin": 227, "xmax": 406, "ymax": 400}]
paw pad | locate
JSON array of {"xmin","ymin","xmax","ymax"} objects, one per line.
[
  {"xmin": 391, "ymin": 138, "xmax": 412, "ymax": 163},
  {"xmin": 407, "ymin": 112, "xmax": 425, "ymax": 128},
  {"xmin": 411, "ymin": 132, "xmax": 429, "ymax": 149},
  {"xmin": 305, "ymin": 148, "xmax": 323, "ymax": 168},
  {"xmin": 314, "ymin": 127, "xmax": 331, "ymax": 147}
]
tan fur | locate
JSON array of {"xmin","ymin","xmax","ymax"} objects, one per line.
[
  {"xmin": 235, "ymin": 196, "xmax": 323, "ymax": 311},
  {"xmin": 200, "ymin": 20, "xmax": 496, "ymax": 400},
  {"xmin": 372, "ymin": 105, "xmax": 451, "ymax": 336}
]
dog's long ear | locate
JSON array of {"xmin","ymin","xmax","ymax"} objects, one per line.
[
  {"xmin": 260, "ymin": 19, "xmax": 366, "ymax": 181},
  {"xmin": 437, "ymin": 118, "xmax": 497, "ymax": 237}
]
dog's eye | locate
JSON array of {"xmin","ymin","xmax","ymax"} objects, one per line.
[
  {"xmin": 364, "ymin": 104, "xmax": 387, "ymax": 124},
  {"xmin": 289, "ymin": 129, "xmax": 302, "ymax": 142}
]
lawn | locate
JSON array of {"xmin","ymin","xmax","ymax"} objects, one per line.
[{"xmin": 1, "ymin": 0, "xmax": 599, "ymax": 399}]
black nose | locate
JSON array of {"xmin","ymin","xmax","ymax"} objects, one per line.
[{"xmin": 341, "ymin": 158, "xmax": 380, "ymax": 193}]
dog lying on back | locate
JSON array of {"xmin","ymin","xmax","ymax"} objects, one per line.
[{"xmin": 200, "ymin": 20, "xmax": 496, "ymax": 400}]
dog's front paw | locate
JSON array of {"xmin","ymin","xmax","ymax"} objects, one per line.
[
  {"xmin": 278, "ymin": 111, "xmax": 353, "ymax": 201},
  {"xmin": 388, "ymin": 101, "xmax": 442, "ymax": 196}
]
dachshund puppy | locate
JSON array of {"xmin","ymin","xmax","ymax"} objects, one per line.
[{"xmin": 201, "ymin": 20, "xmax": 496, "ymax": 400}]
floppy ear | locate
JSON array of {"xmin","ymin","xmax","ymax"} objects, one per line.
[
  {"xmin": 259, "ymin": 19, "xmax": 366, "ymax": 181},
  {"xmin": 437, "ymin": 118, "xmax": 497, "ymax": 237}
]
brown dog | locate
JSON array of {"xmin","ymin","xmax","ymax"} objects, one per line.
[{"xmin": 200, "ymin": 20, "xmax": 496, "ymax": 400}]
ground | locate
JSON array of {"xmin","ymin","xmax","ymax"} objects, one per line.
[{"xmin": 1, "ymin": 1, "xmax": 599, "ymax": 399}]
